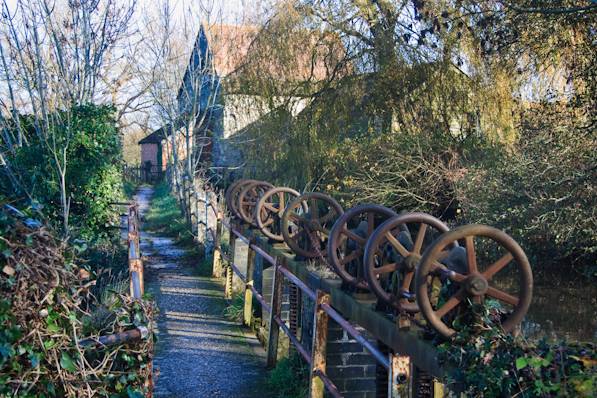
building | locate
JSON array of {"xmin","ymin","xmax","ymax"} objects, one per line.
[{"xmin": 138, "ymin": 21, "xmax": 344, "ymax": 180}]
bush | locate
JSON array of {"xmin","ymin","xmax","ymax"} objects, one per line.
[
  {"xmin": 457, "ymin": 105, "xmax": 596, "ymax": 275},
  {"xmin": 438, "ymin": 306, "xmax": 597, "ymax": 397},
  {"xmin": 0, "ymin": 208, "xmax": 154, "ymax": 397},
  {"xmin": 2, "ymin": 104, "xmax": 124, "ymax": 240}
]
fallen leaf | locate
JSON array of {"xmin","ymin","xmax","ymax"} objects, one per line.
[{"xmin": 2, "ymin": 265, "xmax": 15, "ymax": 276}]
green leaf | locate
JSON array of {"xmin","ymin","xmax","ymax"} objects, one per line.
[
  {"xmin": 60, "ymin": 352, "xmax": 76, "ymax": 372},
  {"xmin": 515, "ymin": 357, "xmax": 528, "ymax": 370},
  {"xmin": 43, "ymin": 339, "xmax": 56, "ymax": 350},
  {"xmin": 126, "ymin": 386, "xmax": 143, "ymax": 398}
]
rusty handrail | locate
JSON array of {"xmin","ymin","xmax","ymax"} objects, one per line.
[
  {"xmin": 220, "ymin": 220, "xmax": 395, "ymax": 398},
  {"xmin": 80, "ymin": 200, "xmax": 148, "ymax": 348}
]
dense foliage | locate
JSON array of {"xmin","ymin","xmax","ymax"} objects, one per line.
[
  {"xmin": 0, "ymin": 208, "xmax": 154, "ymax": 397},
  {"xmin": 2, "ymin": 105, "xmax": 124, "ymax": 240},
  {"xmin": 437, "ymin": 306, "xmax": 596, "ymax": 397},
  {"xmin": 231, "ymin": 0, "xmax": 596, "ymax": 275}
]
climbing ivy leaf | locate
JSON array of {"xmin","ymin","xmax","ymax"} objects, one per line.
[
  {"xmin": 515, "ymin": 357, "xmax": 527, "ymax": 370},
  {"xmin": 60, "ymin": 352, "xmax": 76, "ymax": 372}
]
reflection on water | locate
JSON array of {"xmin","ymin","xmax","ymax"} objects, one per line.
[{"xmin": 522, "ymin": 273, "xmax": 597, "ymax": 342}]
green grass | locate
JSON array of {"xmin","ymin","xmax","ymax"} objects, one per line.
[
  {"xmin": 122, "ymin": 180, "xmax": 137, "ymax": 199},
  {"xmin": 266, "ymin": 354, "xmax": 309, "ymax": 398},
  {"xmin": 223, "ymin": 292, "xmax": 245, "ymax": 322},
  {"xmin": 144, "ymin": 182, "xmax": 194, "ymax": 246}
]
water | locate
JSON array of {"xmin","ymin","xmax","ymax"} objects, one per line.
[{"xmin": 523, "ymin": 272, "xmax": 597, "ymax": 342}]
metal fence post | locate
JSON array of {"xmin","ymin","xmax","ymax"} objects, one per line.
[
  {"xmin": 309, "ymin": 290, "xmax": 331, "ymax": 398},
  {"xmin": 389, "ymin": 353, "xmax": 412, "ymax": 398},
  {"xmin": 266, "ymin": 259, "xmax": 284, "ymax": 368},
  {"xmin": 224, "ymin": 223, "xmax": 237, "ymax": 300},
  {"xmin": 243, "ymin": 239, "xmax": 256, "ymax": 327},
  {"xmin": 212, "ymin": 212, "xmax": 224, "ymax": 278}
]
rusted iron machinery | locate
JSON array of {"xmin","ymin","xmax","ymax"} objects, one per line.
[{"xmin": 224, "ymin": 179, "xmax": 534, "ymax": 339}]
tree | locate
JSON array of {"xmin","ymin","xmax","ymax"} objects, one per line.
[{"xmin": 0, "ymin": 0, "xmax": 137, "ymax": 234}]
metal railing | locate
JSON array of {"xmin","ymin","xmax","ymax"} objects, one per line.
[
  {"xmin": 80, "ymin": 201, "xmax": 148, "ymax": 347},
  {"xmin": 203, "ymin": 191, "xmax": 436, "ymax": 398}
]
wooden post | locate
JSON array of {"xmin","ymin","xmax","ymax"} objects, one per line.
[
  {"xmin": 212, "ymin": 212, "xmax": 224, "ymax": 278},
  {"xmin": 266, "ymin": 260, "xmax": 284, "ymax": 368},
  {"xmin": 388, "ymin": 353, "xmax": 412, "ymax": 398},
  {"xmin": 433, "ymin": 379, "xmax": 445, "ymax": 397},
  {"xmin": 243, "ymin": 238, "xmax": 256, "ymax": 327},
  {"xmin": 309, "ymin": 290, "xmax": 331, "ymax": 398}
]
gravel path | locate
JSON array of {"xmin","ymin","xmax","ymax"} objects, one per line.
[{"xmin": 134, "ymin": 187, "xmax": 270, "ymax": 398}]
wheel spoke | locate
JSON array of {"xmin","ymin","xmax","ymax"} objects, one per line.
[
  {"xmin": 263, "ymin": 218, "xmax": 275, "ymax": 227},
  {"xmin": 279, "ymin": 193, "xmax": 285, "ymax": 211},
  {"xmin": 483, "ymin": 253, "xmax": 513, "ymax": 280},
  {"xmin": 435, "ymin": 288, "xmax": 464, "ymax": 318},
  {"xmin": 289, "ymin": 213, "xmax": 307, "ymax": 224},
  {"xmin": 367, "ymin": 212, "xmax": 375, "ymax": 235},
  {"xmin": 310, "ymin": 199, "xmax": 319, "ymax": 219},
  {"xmin": 340, "ymin": 249, "xmax": 361, "ymax": 265},
  {"xmin": 320, "ymin": 209, "xmax": 337, "ymax": 223},
  {"xmin": 437, "ymin": 250, "xmax": 450, "ymax": 261},
  {"xmin": 385, "ymin": 232, "xmax": 410, "ymax": 257},
  {"xmin": 465, "ymin": 236, "xmax": 478, "ymax": 274},
  {"xmin": 264, "ymin": 203, "xmax": 278, "ymax": 212},
  {"xmin": 413, "ymin": 223, "xmax": 427, "ymax": 254},
  {"xmin": 373, "ymin": 262, "xmax": 398, "ymax": 275},
  {"xmin": 486, "ymin": 286, "xmax": 519, "ymax": 306},
  {"xmin": 342, "ymin": 228, "xmax": 367, "ymax": 246},
  {"xmin": 401, "ymin": 271, "xmax": 414, "ymax": 289}
]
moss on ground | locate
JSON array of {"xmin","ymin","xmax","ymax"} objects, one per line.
[{"xmin": 144, "ymin": 182, "xmax": 194, "ymax": 246}]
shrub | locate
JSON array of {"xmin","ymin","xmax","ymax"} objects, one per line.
[{"xmin": 0, "ymin": 208, "xmax": 154, "ymax": 397}]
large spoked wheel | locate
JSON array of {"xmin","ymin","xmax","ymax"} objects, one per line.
[
  {"xmin": 226, "ymin": 179, "xmax": 257, "ymax": 219},
  {"xmin": 281, "ymin": 192, "xmax": 343, "ymax": 258},
  {"xmin": 255, "ymin": 187, "xmax": 301, "ymax": 241},
  {"xmin": 415, "ymin": 224, "xmax": 533, "ymax": 338},
  {"xmin": 327, "ymin": 204, "xmax": 398, "ymax": 289},
  {"xmin": 363, "ymin": 213, "xmax": 455, "ymax": 313},
  {"xmin": 238, "ymin": 181, "xmax": 274, "ymax": 225}
]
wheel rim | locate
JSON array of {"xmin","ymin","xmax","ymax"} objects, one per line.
[
  {"xmin": 327, "ymin": 204, "xmax": 398, "ymax": 289},
  {"xmin": 415, "ymin": 224, "xmax": 533, "ymax": 338},
  {"xmin": 227, "ymin": 179, "xmax": 258, "ymax": 219},
  {"xmin": 255, "ymin": 187, "xmax": 301, "ymax": 241},
  {"xmin": 281, "ymin": 192, "xmax": 343, "ymax": 258},
  {"xmin": 238, "ymin": 181, "xmax": 274, "ymax": 225},
  {"xmin": 363, "ymin": 213, "xmax": 454, "ymax": 313}
]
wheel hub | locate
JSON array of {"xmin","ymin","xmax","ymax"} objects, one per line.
[
  {"xmin": 403, "ymin": 254, "xmax": 421, "ymax": 272},
  {"xmin": 464, "ymin": 274, "xmax": 488, "ymax": 296}
]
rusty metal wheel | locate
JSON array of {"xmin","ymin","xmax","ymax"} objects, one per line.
[
  {"xmin": 226, "ymin": 179, "xmax": 257, "ymax": 219},
  {"xmin": 255, "ymin": 187, "xmax": 301, "ymax": 241},
  {"xmin": 327, "ymin": 204, "xmax": 399, "ymax": 289},
  {"xmin": 415, "ymin": 224, "xmax": 533, "ymax": 338},
  {"xmin": 281, "ymin": 192, "xmax": 343, "ymax": 258},
  {"xmin": 363, "ymin": 213, "xmax": 455, "ymax": 313},
  {"xmin": 238, "ymin": 181, "xmax": 274, "ymax": 225}
]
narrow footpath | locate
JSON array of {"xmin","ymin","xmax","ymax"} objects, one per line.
[{"xmin": 134, "ymin": 187, "xmax": 269, "ymax": 398}]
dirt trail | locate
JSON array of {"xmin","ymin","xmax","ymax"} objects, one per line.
[{"xmin": 134, "ymin": 186, "xmax": 269, "ymax": 398}]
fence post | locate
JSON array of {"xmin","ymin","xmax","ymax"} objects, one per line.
[
  {"xmin": 128, "ymin": 204, "xmax": 144, "ymax": 298},
  {"xmin": 266, "ymin": 259, "xmax": 284, "ymax": 368},
  {"xmin": 309, "ymin": 290, "xmax": 330, "ymax": 398},
  {"xmin": 224, "ymin": 222, "xmax": 237, "ymax": 300},
  {"xmin": 388, "ymin": 353, "xmax": 412, "ymax": 398},
  {"xmin": 243, "ymin": 238, "xmax": 256, "ymax": 327},
  {"xmin": 212, "ymin": 211, "xmax": 224, "ymax": 278}
]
